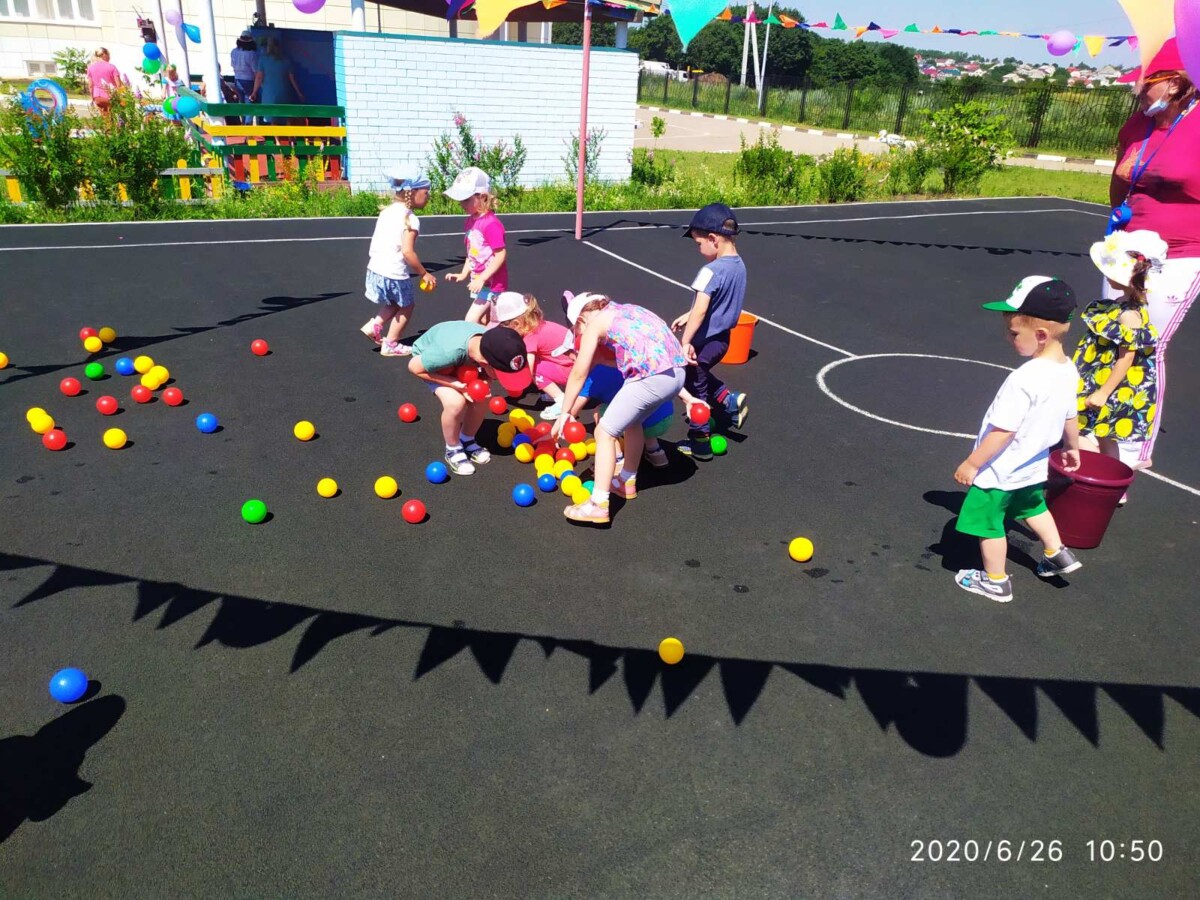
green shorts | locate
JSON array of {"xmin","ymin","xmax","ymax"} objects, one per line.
[{"xmin": 955, "ymin": 484, "xmax": 1048, "ymax": 539}]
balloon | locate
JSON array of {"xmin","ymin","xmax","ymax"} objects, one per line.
[
  {"xmin": 1047, "ymin": 30, "xmax": 1076, "ymax": 56},
  {"xmin": 162, "ymin": 97, "xmax": 176, "ymax": 116},
  {"xmin": 294, "ymin": 0, "xmax": 328, "ymax": 13},
  {"xmin": 1178, "ymin": 0, "xmax": 1200, "ymax": 84},
  {"xmin": 175, "ymin": 95, "xmax": 201, "ymax": 118},
  {"xmin": 1120, "ymin": 0, "xmax": 1175, "ymax": 74},
  {"xmin": 49, "ymin": 667, "xmax": 88, "ymax": 703},
  {"xmin": 165, "ymin": 9, "xmax": 183, "ymax": 26},
  {"xmin": 143, "ymin": 43, "xmax": 162, "ymax": 60},
  {"xmin": 183, "ymin": 23, "xmax": 201, "ymax": 43},
  {"xmin": 143, "ymin": 59, "xmax": 161, "ymax": 75}
]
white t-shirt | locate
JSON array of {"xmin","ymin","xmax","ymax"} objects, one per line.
[
  {"xmin": 367, "ymin": 203, "xmax": 420, "ymax": 280},
  {"xmin": 971, "ymin": 356, "xmax": 1079, "ymax": 490}
]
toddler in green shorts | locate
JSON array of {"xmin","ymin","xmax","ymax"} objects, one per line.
[{"xmin": 952, "ymin": 276, "xmax": 1085, "ymax": 602}]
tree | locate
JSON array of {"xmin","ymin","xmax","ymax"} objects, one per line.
[
  {"xmin": 552, "ymin": 21, "xmax": 616, "ymax": 47},
  {"xmin": 627, "ymin": 16, "xmax": 683, "ymax": 66},
  {"xmin": 810, "ymin": 39, "xmax": 880, "ymax": 85},
  {"xmin": 871, "ymin": 42, "xmax": 919, "ymax": 85}
]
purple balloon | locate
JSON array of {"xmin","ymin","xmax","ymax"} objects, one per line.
[
  {"xmin": 294, "ymin": 0, "xmax": 327, "ymax": 13},
  {"xmin": 165, "ymin": 9, "xmax": 182, "ymax": 26},
  {"xmin": 1179, "ymin": 0, "xmax": 1200, "ymax": 84},
  {"xmin": 1047, "ymin": 30, "xmax": 1076, "ymax": 57}
]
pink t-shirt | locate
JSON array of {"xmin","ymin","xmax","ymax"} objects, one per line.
[
  {"xmin": 523, "ymin": 320, "xmax": 571, "ymax": 361},
  {"xmin": 87, "ymin": 60, "xmax": 123, "ymax": 101},
  {"xmin": 463, "ymin": 211, "xmax": 508, "ymax": 291},
  {"xmin": 1113, "ymin": 109, "xmax": 1200, "ymax": 258}
]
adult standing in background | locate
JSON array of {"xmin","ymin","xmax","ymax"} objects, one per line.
[
  {"xmin": 86, "ymin": 48, "xmax": 127, "ymax": 115},
  {"xmin": 248, "ymin": 36, "xmax": 305, "ymax": 122},
  {"xmin": 1107, "ymin": 37, "xmax": 1200, "ymax": 469},
  {"xmin": 231, "ymin": 30, "xmax": 259, "ymax": 103}
]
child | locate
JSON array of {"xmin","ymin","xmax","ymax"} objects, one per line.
[
  {"xmin": 567, "ymin": 364, "xmax": 675, "ymax": 469},
  {"xmin": 407, "ymin": 321, "xmax": 528, "ymax": 476},
  {"xmin": 672, "ymin": 202, "xmax": 749, "ymax": 461},
  {"xmin": 442, "ymin": 167, "xmax": 508, "ymax": 325},
  {"xmin": 492, "ymin": 292, "xmax": 575, "ymax": 418},
  {"xmin": 1075, "ymin": 231, "xmax": 1162, "ymax": 468},
  {"xmin": 361, "ymin": 168, "xmax": 435, "ymax": 358},
  {"xmin": 953, "ymin": 277, "xmax": 1084, "ymax": 602}
]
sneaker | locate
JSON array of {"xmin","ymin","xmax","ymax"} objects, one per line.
[
  {"xmin": 540, "ymin": 400, "xmax": 564, "ymax": 420},
  {"xmin": 1117, "ymin": 492, "xmax": 1128, "ymax": 507},
  {"xmin": 444, "ymin": 448, "xmax": 476, "ymax": 476},
  {"xmin": 677, "ymin": 437, "xmax": 713, "ymax": 461},
  {"xmin": 724, "ymin": 391, "xmax": 749, "ymax": 430},
  {"xmin": 610, "ymin": 475, "xmax": 637, "ymax": 500},
  {"xmin": 463, "ymin": 440, "xmax": 491, "ymax": 465},
  {"xmin": 1036, "ymin": 547, "xmax": 1082, "ymax": 578},
  {"xmin": 361, "ymin": 318, "xmax": 383, "ymax": 344},
  {"xmin": 380, "ymin": 341, "xmax": 413, "ymax": 358},
  {"xmin": 643, "ymin": 445, "xmax": 669, "ymax": 468},
  {"xmin": 954, "ymin": 569, "xmax": 1013, "ymax": 602},
  {"xmin": 565, "ymin": 498, "xmax": 610, "ymax": 525}
]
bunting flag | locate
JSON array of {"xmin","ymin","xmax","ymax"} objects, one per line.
[
  {"xmin": 1118, "ymin": 0, "xmax": 1173, "ymax": 72},
  {"xmin": 670, "ymin": 0, "xmax": 733, "ymax": 50},
  {"xmin": 833, "ymin": 13, "xmax": 847, "ymax": 30},
  {"xmin": 446, "ymin": 0, "xmax": 475, "ymax": 18},
  {"xmin": 854, "ymin": 25, "xmax": 868, "ymax": 38},
  {"xmin": 931, "ymin": 25, "xmax": 942, "ymax": 34},
  {"xmin": 541, "ymin": 0, "xmax": 567, "ymax": 7},
  {"xmin": 717, "ymin": 6, "xmax": 732, "ymax": 20},
  {"xmin": 812, "ymin": 20, "xmax": 828, "ymax": 28},
  {"xmin": 778, "ymin": 13, "xmax": 798, "ymax": 27},
  {"xmin": 880, "ymin": 29, "xmax": 898, "ymax": 40},
  {"xmin": 473, "ymin": 0, "xmax": 538, "ymax": 36},
  {"xmin": 867, "ymin": 21, "xmax": 881, "ymax": 31},
  {"xmin": 745, "ymin": 11, "xmax": 759, "ymax": 23},
  {"xmin": 766, "ymin": 15, "xmax": 781, "ymax": 25},
  {"xmin": 903, "ymin": 23, "xmax": 919, "ymax": 32}
]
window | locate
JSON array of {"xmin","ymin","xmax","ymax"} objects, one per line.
[
  {"xmin": 2, "ymin": 0, "xmax": 96, "ymax": 20},
  {"xmin": 26, "ymin": 60, "xmax": 58, "ymax": 76}
]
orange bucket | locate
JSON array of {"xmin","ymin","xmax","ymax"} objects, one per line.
[{"xmin": 720, "ymin": 312, "xmax": 759, "ymax": 365}]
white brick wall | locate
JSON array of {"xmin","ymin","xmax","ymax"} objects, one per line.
[{"xmin": 335, "ymin": 33, "xmax": 636, "ymax": 190}]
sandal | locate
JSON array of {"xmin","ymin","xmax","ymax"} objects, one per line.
[{"xmin": 564, "ymin": 499, "xmax": 610, "ymax": 525}]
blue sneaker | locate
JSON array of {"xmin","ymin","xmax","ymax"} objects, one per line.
[
  {"xmin": 724, "ymin": 391, "xmax": 748, "ymax": 430},
  {"xmin": 954, "ymin": 569, "xmax": 1013, "ymax": 602}
]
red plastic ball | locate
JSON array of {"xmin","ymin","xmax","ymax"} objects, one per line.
[
  {"xmin": 401, "ymin": 499, "xmax": 427, "ymax": 524},
  {"xmin": 79, "ymin": 327, "xmax": 97, "ymax": 341},
  {"xmin": 456, "ymin": 364, "xmax": 479, "ymax": 384},
  {"xmin": 397, "ymin": 403, "xmax": 418, "ymax": 423},
  {"xmin": 162, "ymin": 387, "xmax": 184, "ymax": 407},
  {"xmin": 563, "ymin": 421, "xmax": 586, "ymax": 444},
  {"xmin": 555, "ymin": 448, "xmax": 577, "ymax": 463},
  {"xmin": 42, "ymin": 428, "xmax": 67, "ymax": 451},
  {"xmin": 534, "ymin": 422, "xmax": 553, "ymax": 438},
  {"xmin": 250, "ymin": 339, "xmax": 270, "ymax": 356},
  {"xmin": 534, "ymin": 440, "xmax": 556, "ymax": 458},
  {"xmin": 60, "ymin": 377, "xmax": 82, "ymax": 397},
  {"xmin": 467, "ymin": 379, "xmax": 490, "ymax": 402},
  {"xmin": 520, "ymin": 428, "xmax": 539, "ymax": 440},
  {"xmin": 131, "ymin": 385, "xmax": 153, "ymax": 404},
  {"xmin": 689, "ymin": 403, "xmax": 711, "ymax": 426},
  {"xmin": 488, "ymin": 395, "xmax": 507, "ymax": 415},
  {"xmin": 96, "ymin": 395, "xmax": 119, "ymax": 415}
]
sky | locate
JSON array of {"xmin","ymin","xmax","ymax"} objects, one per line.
[{"xmin": 737, "ymin": 1, "xmax": 1139, "ymax": 66}]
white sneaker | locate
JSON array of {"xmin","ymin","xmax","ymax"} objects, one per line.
[{"xmin": 540, "ymin": 400, "xmax": 564, "ymax": 420}]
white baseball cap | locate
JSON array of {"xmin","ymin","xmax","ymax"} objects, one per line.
[
  {"xmin": 444, "ymin": 166, "xmax": 491, "ymax": 201},
  {"xmin": 564, "ymin": 291, "xmax": 607, "ymax": 325},
  {"xmin": 1090, "ymin": 230, "xmax": 1168, "ymax": 287},
  {"xmin": 492, "ymin": 291, "xmax": 529, "ymax": 323}
]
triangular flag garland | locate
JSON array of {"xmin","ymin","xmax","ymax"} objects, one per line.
[
  {"xmin": 717, "ymin": 6, "xmax": 732, "ymax": 20},
  {"xmin": 833, "ymin": 13, "xmax": 847, "ymax": 30}
]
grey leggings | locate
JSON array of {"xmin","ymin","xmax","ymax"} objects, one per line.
[{"xmin": 597, "ymin": 367, "xmax": 685, "ymax": 438}]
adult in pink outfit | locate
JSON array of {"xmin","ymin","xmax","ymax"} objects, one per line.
[{"xmin": 85, "ymin": 47, "xmax": 126, "ymax": 114}]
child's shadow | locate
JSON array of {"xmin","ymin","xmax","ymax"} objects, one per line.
[{"xmin": 923, "ymin": 490, "xmax": 1044, "ymax": 577}]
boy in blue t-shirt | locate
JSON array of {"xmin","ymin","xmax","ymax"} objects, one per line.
[{"xmin": 672, "ymin": 203, "xmax": 748, "ymax": 461}]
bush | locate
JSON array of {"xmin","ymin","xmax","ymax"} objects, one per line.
[
  {"xmin": 51, "ymin": 47, "xmax": 89, "ymax": 92},
  {"xmin": 83, "ymin": 89, "xmax": 191, "ymax": 210},
  {"xmin": 885, "ymin": 144, "xmax": 935, "ymax": 195},
  {"xmin": 428, "ymin": 112, "xmax": 527, "ymax": 198},
  {"xmin": 734, "ymin": 130, "xmax": 803, "ymax": 198},
  {"xmin": 927, "ymin": 100, "xmax": 1013, "ymax": 195},
  {"xmin": 816, "ymin": 147, "xmax": 869, "ymax": 203},
  {"xmin": 630, "ymin": 147, "xmax": 673, "ymax": 187},
  {"xmin": 0, "ymin": 94, "xmax": 86, "ymax": 208},
  {"xmin": 562, "ymin": 126, "xmax": 607, "ymax": 184}
]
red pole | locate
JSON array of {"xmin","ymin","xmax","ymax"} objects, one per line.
[{"xmin": 574, "ymin": 1, "xmax": 592, "ymax": 240}]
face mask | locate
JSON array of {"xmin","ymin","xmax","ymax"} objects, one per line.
[{"xmin": 1143, "ymin": 97, "xmax": 1170, "ymax": 117}]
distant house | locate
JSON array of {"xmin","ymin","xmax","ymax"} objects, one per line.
[{"xmin": 1001, "ymin": 72, "xmax": 1026, "ymax": 84}]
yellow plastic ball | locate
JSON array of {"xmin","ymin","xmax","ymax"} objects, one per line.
[
  {"xmin": 83, "ymin": 336, "xmax": 103, "ymax": 353},
  {"xmin": 31, "ymin": 413, "xmax": 55, "ymax": 435},
  {"xmin": 498, "ymin": 422, "xmax": 516, "ymax": 439},
  {"xmin": 0, "ymin": 351, "xmax": 9, "ymax": 369},
  {"xmin": 534, "ymin": 455, "xmax": 554, "ymax": 474},
  {"xmin": 560, "ymin": 474, "xmax": 582, "ymax": 496},
  {"xmin": 148, "ymin": 365, "xmax": 169, "ymax": 384},
  {"xmin": 102, "ymin": 427, "xmax": 127, "ymax": 449},
  {"xmin": 26, "ymin": 406, "xmax": 46, "ymax": 423},
  {"xmin": 374, "ymin": 476, "xmax": 399, "ymax": 499},
  {"xmin": 788, "ymin": 537, "xmax": 815, "ymax": 563},
  {"xmin": 569, "ymin": 441, "xmax": 588, "ymax": 461},
  {"xmin": 140, "ymin": 372, "xmax": 163, "ymax": 390},
  {"xmin": 507, "ymin": 410, "xmax": 528, "ymax": 426},
  {"xmin": 316, "ymin": 477, "xmax": 338, "ymax": 498},
  {"xmin": 133, "ymin": 355, "xmax": 154, "ymax": 374},
  {"xmin": 514, "ymin": 443, "xmax": 535, "ymax": 463},
  {"xmin": 98, "ymin": 326, "xmax": 117, "ymax": 344},
  {"xmin": 585, "ymin": 438, "xmax": 597, "ymax": 457},
  {"xmin": 552, "ymin": 459, "xmax": 573, "ymax": 478},
  {"xmin": 571, "ymin": 486, "xmax": 592, "ymax": 505},
  {"xmin": 293, "ymin": 420, "xmax": 316, "ymax": 441},
  {"xmin": 497, "ymin": 431, "xmax": 514, "ymax": 449},
  {"xmin": 418, "ymin": 278, "xmax": 434, "ymax": 293},
  {"xmin": 658, "ymin": 637, "xmax": 685, "ymax": 665}
]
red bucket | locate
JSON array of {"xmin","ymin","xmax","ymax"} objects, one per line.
[{"xmin": 1045, "ymin": 450, "xmax": 1135, "ymax": 550}]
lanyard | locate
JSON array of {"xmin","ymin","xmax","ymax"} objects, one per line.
[{"xmin": 1129, "ymin": 100, "xmax": 1197, "ymax": 190}]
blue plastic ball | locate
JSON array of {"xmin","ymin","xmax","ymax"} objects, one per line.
[
  {"xmin": 195, "ymin": 412, "xmax": 219, "ymax": 433},
  {"xmin": 512, "ymin": 483, "xmax": 536, "ymax": 507},
  {"xmin": 511, "ymin": 434, "xmax": 533, "ymax": 448},
  {"xmin": 537, "ymin": 473, "xmax": 557, "ymax": 492},
  {"xmin": 425, "ymin": 461, "xmax": 449, "ymax": 484},
  {"xmin": 49, "ymin": 667, "xmax": 88, "ymax": 703},
  {"xmin": 114, "ymin": 357, "xmax": 135, "ymax": 376}
]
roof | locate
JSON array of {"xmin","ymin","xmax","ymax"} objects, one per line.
[{"xmin": 372, "ymin": 0, "xmax": 658, "ymax": 24}]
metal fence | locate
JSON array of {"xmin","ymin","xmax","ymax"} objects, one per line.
[{"xmin": 638, "ymin": 72, "xmax": 1136, "ymax": 157}]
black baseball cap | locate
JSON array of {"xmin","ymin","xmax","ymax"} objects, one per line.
[
  {"xmin": 982, "ymin": 276, "xmax": 1076, "ymax": 323},
  {"xmin": 478, "ymin": 326, "xmax": 532, "ymax": 395},
  {"xmin": 684, "ymin": 203, "xmax": 739, "ymax": 238}
]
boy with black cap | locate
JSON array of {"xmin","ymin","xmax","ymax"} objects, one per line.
[
  {"xmin": 408, "ymin": 322, "xmax": 530, "ymax": 475},
  {"xmin": 673, "ymin": 202, "xmax": 749, "ymax": 460},
  {"xmin": 952, "ymin": 276, "xmax": 1084, "ymax": 602}
]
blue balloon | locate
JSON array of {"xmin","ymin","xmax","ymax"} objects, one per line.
[
  {"xmin": 537, "ymin": 473, "xmax": 557, "ymax": 492},
  {"xmin": 512, "ymin": 484, "xmax": 536, "ymax": 507},
  {"xmin": 511, "ymin": 434, "xmax": 532, "ymax": 447},
  {"xmin": 175, "ymin": 96, "xmax": 201, "ymax": 118},
  {"xmin": 49, "ymin": 667, "xmax": 88, "ymax": 703},
  {"xmin": 195, "ymin": 412, "xmax": 219, "ymax": 433},
  {"xmin": 425, "ymin": 461, "xmax": 449, "ymax": 484},
  {"xmin": 143, "ymin": 42, "xmax": 162, "ymax": 60},
  {"xmin": 114, "ymin": 356, "xmax": 135, "ymax": 376},
  {"xmin": 183, "ymin": 23, "xmax": 201, "ymax": 43}
]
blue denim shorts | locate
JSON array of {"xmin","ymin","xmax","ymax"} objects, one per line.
[{"xmin": 365, "ymin": 270, "xmax": 415, "ymax": 308}]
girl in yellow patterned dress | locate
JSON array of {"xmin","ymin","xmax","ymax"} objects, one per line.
[{"xmin": 1074, "ymin": 230, "xmax": 1163, "ymax": 462}]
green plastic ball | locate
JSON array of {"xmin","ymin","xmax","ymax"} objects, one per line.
[
  {"xmin": 84, "ymin": 362, "xmax": 105, "ymax": 380},
  {"xmin": 710, "ymin": 434, "xmax": 728, "ymax": 456},
  {"xmin": 241, "ymin": 499, "xmax": 268, "ymax": 524}
]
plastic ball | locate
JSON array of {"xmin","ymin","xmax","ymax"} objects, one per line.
[
  {"xmin": 532, "ymin": 439, "xmax": 554, "ymax": 457},
  {"xmin": 568, "ymin": 441, "xmax": 588, "ymax": 461},
  {"xmin": 84, "ymin": 362, "xmax": 105, "ymax": 380},
  {"xmin": 148, "ymin": 365, "xmax": 169, "ymax": 384},
  {"xmin": 583, "ymin": 480, "xmax": 594, "ymax": 492},
  {"xmin": 552, "ymin": 459, "xmax": 573, "ymax": 478},
  {"xmin": 689, "ymin": 403, "xmax": 711, "ymax": 426},
  {"xmin": 457, "ymin": 365, "xmax": 480, "ymax": 384},
  {"xmin": 512, "ymin": 483, "xmax": 536, "ymax": 507},
  {"xmin": 788, "ymin": 537, "xmax": 814, "ymax": 563},
  {"xmin": 133, "ymin": 355, "xmax": 154, "ymax": 374},
  {"xmin": 60, "ymin": 377, "xmax": 82, "ymax": 396},
  {"xmin": 571, "ymin": 486, "xmax": 591, "ymax": 505},
  {"xmin": 514, "ymin": 443, "xmax": 535, "ymax": 463},
  {"xmin": 511, "ymin": 434, "xmax": 532, "ymax": 448},
  {"xmin": 49, "ymin": 667, "xmax": 88, "ymax": 703},
  {"xmin": 31, "ymin": 414, "xmax": 55, "ymax": 435},
  {"xmin": 585, "ymin": 439, "xmax": 597, "ymax": 457},
  {"xmin": 96, "ymin": 395, "xmax": 119, "ymax": 415},
  {"xmin": 374, "ymin": 475, "xmax": 398, "ymax": 499},
  {"xmin": 241, "ymin": 498, "xmax": 268, "ymax": 524},
  {"xmin": 131, "ymin": 385, "xmax": 153, "ymax": 404},
  {"xmin": 534, "ymin": 456, "xmax": 554, "ymax": 475},
  {"xmin": 658, "ymin": 637, "xmax": 685, "ymax": 665},
  {"xmin": 42, "ymin": 428, "xmax": 67, "ymax": 450},
  {"xmin": 317, "ymin": 477, "xmax": 338, "ymax": 498},
  {"xmin": 79, "ymin": 327, "xmax": 98, "ymax": 341},
  {"xmin": 508, "ymin": 409, "xmax": 529, "ymax": 426},
  {"xmin": 497, "ymin": 430, "xmax": 514, "ymax": 449},
  {"xmin": 139, "ymin": 373, "xmax": 159, "ymax": 390},
  {"xmin": 397, "ymin": 403, "xmax": 418, "ymax": 423},
  {"xmin": 162, "ymin": 387, "xmax": 184, "ymax": 406},
  {"xmin": 563, "ymin": 421, "xmax": 586, "ymax": 444},
  {"xmin": 488, "ymin": 395, "xmax": 508, "ymax": 415},
  {"xmin": 560, "ymin": 474, "xmax": 582, "ymax": 496},
  {"xmin": 467, "ymin": 379, "xmax": 490, "ymax": 402},
  {"xmin": 25, "ymin": 407, "xmax": 46, "ymax": 423},
  {"xmin": 402, "ymin": 499, "xmax": 427, "ymax": 523},
  {"xmin": 0, "ymin": 351, "xmax": 7, "ymax": 369},
  {"xmin": 83, "ymin": 335, "xmax": 103, "ymax": 353},
  {"xmin": 711, "ymin": 434, "xmax": 729, "ymax": 456},
  {"xmin": 498, "ymin": 421, "xmax": 516, "ymax": 438},
  {"xmin": 251, "ymin": 339, "xmax": 270, "ymax": 356},
  {"xmin": 115, "ymin": 356, "xmax": 135, "ymax": 375},
  {"xmin": 537, "ymin": 473, "xmax": 558, "ymax": 492},
  {"xmin": 98, "ymin": 326, "xmax": 117, "ymax": 344},
  {"xmin": 534, "ymin": 422, "xmax": 553, "ymax": 438},
  {"xmin": 555, "ymin": 448, "xmax": 576, "ymax": 464},
  {"xmin": 425, "ymin": 461, "xmax": 449, "ymax": 484},
  {"xmin": 195, "ymin": 412, "xmax": 219, "ymax": 433},
  {"xmin": 418, "ymin": 279, "xmax": 434, "ymax": 293},
  {"xmin": 102, "ymin": 427, "xmax": 127, "ymax": 449},
  {"xmin": 293, "ymin": 420, "xmax": 316, "ymax": 441}
]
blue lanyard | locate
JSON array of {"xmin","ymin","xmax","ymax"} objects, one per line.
[{"xmin": 1129, "ymin": 100, "xmax": 1197, "ymax": 189}]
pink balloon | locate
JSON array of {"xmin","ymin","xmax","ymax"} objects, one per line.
[
  {"xmin": 1178, "ymin": 0, "xmax": 1200, "ymax": 84},
  {"xmin": 165, "ymin": 9, "xmax": 182, "ymax": 26},
  {"xmin": 1047, "ymin": 30, "xmax": 1076, "ymax": 57},
  {"xmin": 293, "ymin": 0, "xmax": 327, "ymax": 12}
]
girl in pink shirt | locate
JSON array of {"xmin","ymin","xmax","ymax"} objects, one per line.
[
  {"xmin": 86, "ymin": 48, "xmax": 126, "ymax": 114},
  {"xmin": 494, "ymin": 293, "xmax": 574, "ymax": 417},
  {"xmin": 442, "ymin": 167, "xmax": 509, "ymax": 324}
]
